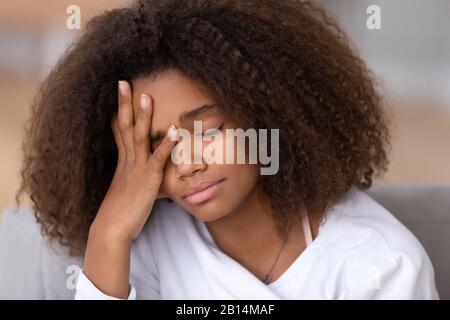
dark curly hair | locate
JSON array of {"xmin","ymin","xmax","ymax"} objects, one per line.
[{"xmin": 16, "ymin": 0, "xmax": 391, "ymax": 256}]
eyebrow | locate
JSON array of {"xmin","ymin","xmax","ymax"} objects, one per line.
[{"xmin": 149, "ymin": 104, "xmax": 216, "ymax": 143}]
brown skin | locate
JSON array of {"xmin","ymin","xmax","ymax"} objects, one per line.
[
  {"xmin": 16, "ymin": 0, "xmax": 391, "ymax": 297},
  {"xmin": 84, "ymin": 80, "xmax": 178, "ymax": 298},
  {"xmin": 133, "ymin": 70, "xmax": 261, "ymax": 223},
  {"xmin": 85, "ymin": 70, "xmax": 322, "ymax": 298},
  {"xmin": 133, "ymin": 70, "xmax": 323, "ymax": 284}
]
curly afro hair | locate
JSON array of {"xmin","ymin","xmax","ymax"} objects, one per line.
[{"xmin": 16, "ymin": 0, "xmax": 391, "ymax": 256}]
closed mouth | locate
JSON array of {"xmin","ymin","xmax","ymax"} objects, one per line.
[{"xmin": 182, "ymin": 178, "xmax": 225, "ymax": 205}]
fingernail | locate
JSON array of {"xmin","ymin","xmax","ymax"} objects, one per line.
[
  {"xmin": 167, "ymin": 124, "xmax": 178, "ymax": 141},
  {"xmin": 118, "ymin": 80, "xmax": 126, "ymax": 95},
  {"xmin": 140, "ymin": 94, "xmax": 150, "ymax": 109}
]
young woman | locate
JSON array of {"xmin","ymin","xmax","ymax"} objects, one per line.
[{"xmin": 16, "ymin": 0, "xmax": 438, "ymax": 299}]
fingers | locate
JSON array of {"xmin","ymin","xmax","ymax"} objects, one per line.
[
  {"xmin": 134, "ymin": 94, "xmax": 153, "ymax": 164},
  {"xmin": 150, "ymin": 125, "xmax": 178, "ymax": 173},
  {"xmin": 118, "ymin": 80, "xmax": 135, "ymax": 162},
  {"xmin": 116, "ymin": 80, "xmax": 177, "ymax": 174},
  {"xmin": 111, "ymin": 115, "xmax": 126, "ymax": 164}
]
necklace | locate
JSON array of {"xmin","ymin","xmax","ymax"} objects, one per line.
[{"xmin": 262, "ymin": 220, "xmax": 293, "ymax": 285}]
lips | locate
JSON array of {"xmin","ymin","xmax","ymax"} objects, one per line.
[{"xmin": 182, "ymin": 178, "xmax": 225, "ymax": 205}]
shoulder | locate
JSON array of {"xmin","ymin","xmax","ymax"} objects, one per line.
[
  {"xmin": 332, "ymin": 186, "xmax": 426, "ymax": 255},
  {"xmin": 327, "ymin": 186, "xmax": 439, "ymax": 299}
]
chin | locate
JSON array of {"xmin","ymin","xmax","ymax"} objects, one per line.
[{"xmin": 183, "ymin": 199, "xmax": 231, "ymax": 222}]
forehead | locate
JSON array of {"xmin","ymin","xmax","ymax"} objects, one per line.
[{"xmin": 132, "ymin": 69, "xmax": 215, "ymax": 126}]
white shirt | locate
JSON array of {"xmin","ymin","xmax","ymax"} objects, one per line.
[{"xmin": 75, "ymin": 186, "xmax": 439, "ymax": 299}]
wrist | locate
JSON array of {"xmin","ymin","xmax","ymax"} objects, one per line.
[{"xmin": 88, "ymin": 219, "xmax": 133, "ymax": 247}]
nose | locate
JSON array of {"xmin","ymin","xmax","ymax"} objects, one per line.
[
  {"xmin": 175, "ymin": 161, "xmax": 207, "ymax": 179},
  {"xmin": 173, "ymin": 131, "xmax": 209, "ymax": 179}
]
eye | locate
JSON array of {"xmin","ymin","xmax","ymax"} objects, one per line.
[{"xmin": 199, "ymin": 123, "xmax": 224, "ymax": 138}]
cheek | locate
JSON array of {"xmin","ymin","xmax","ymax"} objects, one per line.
[
  {"xmin": 220, "ymin": 162, "xmax": 260, "ymax": 191},
  {"xmin": 238, "ymin": 164, "xmax": 260, "ymax": 185},
  {"xmin": 201, "ymin": 133, "xmax": 246, "ymax": 164}
]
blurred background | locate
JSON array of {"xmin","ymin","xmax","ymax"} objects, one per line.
[{"xmin": 1, "ymin": 0, "xmax": 449, "ymax": 215}]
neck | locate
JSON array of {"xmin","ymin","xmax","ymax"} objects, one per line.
[
  {"xmin": 205, "ymin": 185, "xmax": 296, "ymax": 266},
  {"xmin": 204, "ymin": 185, "xmax": 325, "ymax": 282},
  {"xmin": 207, "ymin": 185, "xmax": 271, "ymax": 232}
]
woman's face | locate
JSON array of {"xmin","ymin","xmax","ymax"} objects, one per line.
[{"xmin": 132, "ymin": 69, "xmax": 260, "ymax": 222}]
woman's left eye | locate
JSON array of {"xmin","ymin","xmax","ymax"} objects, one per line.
[{"xmin": 198, "ymin": 123, "xmax": 224, "ymax": 137}]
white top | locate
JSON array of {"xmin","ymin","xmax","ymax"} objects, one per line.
[{"xmin": 74, "ymin": 186, "xmax": 439, "ymax": 299}]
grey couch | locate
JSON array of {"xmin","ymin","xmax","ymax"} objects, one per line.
[{"xmin": 0, "ymin": 182, "xmax": 449, "ymax": 299}]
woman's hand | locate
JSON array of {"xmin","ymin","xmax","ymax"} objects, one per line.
[
  {"xmin": 92, "ymin": 80, "xmax": 178, "ymax": 243},
  {"xmin": 80, "ymin": 80, "xmax": 177, "ymax": 299}
]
